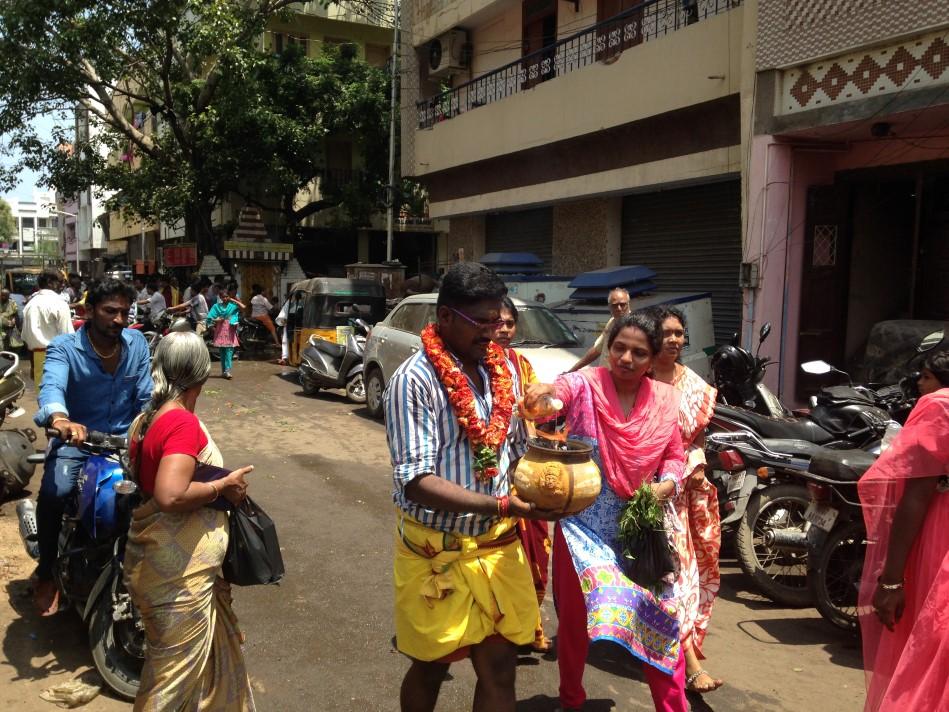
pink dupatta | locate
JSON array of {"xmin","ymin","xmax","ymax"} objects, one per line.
[
  {"xmin": 858, "ymin": 389, "xmax": 949, "ymax": 711},
  {"xmin": 579, "ymin": 367, "xmax": 684, "ymax": 499}
]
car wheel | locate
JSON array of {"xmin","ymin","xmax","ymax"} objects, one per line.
[{"xmin": 365, "ymin": 367, "xmax": 385, "ymax": 419}]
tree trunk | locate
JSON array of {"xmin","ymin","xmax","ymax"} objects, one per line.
[{"xmin": 185, "ymin": 202, "xmax": 217, "ymax": 259}]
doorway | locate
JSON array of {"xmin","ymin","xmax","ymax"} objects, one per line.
[
  {"xmin": 796, "ymin": 165, "xmax": 949, "ymax": 399},
  {"xmin": 522, "ymin": 0, "xmax": 557, "ymax": 88}
]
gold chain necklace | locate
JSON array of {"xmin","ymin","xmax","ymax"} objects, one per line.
[{"xmin": 89, "ymin": 337, "xmax": 119, "ymax": 360}]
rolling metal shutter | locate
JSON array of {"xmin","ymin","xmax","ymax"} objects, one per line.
[
  {"xmin": 621, "ymin": 180, "xmax": 742, "ymax": 345},
  {"xmin": 485, "ymin": 208, "xmax": 553, "ymax": 272}
]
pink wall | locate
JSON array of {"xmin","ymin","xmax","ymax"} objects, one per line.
[{"xmin": 744, "ymin": 133, "xmax": 949, "ymax": 403}]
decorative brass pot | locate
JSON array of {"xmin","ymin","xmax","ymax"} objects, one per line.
[{"xmin": 512, "ymin": 438, "xmax": 601, "ymax": 514}]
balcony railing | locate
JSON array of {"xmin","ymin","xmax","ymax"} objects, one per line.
[{"xmin": 416, "ymin": 0, "xmax": 741, "ymax": 129}]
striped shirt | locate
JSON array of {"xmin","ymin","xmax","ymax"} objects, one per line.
[{"xmin": 385, "ymin": 349, "xmax": 528, "ymax": 536}]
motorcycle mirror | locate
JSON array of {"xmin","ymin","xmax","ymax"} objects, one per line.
[
  {"xmin": 918, "ymin": 330, "xmax": 944, "ymax": 353},
  {"xmin": 801, "ymin": 360, "xmax": 833, "ymax": 375},
  {"xmin": 759, "ymin": 322, "xmax": 772, "ymax": 343},
  {"xmin": 114, "ymin": 480, "xmax": 139, "ymax": 495},
  {"xmin": 730, "ymin": 332, "xmax": 739, "ymax": 347}
]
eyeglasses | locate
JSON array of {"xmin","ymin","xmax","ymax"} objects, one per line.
[{"xmin": 449, "ymin": 307, "xmax": 505, "ymax": 330}]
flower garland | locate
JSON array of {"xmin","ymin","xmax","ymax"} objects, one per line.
[{"xmin": 421, "ymin": 323, "xmax": 515, "ymax": 482}]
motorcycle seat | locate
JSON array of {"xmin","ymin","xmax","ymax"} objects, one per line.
[
  {"xmin": 809, "ymin": 450, "xmax": 876, "ymax": 482},
  {"xmin": 716, "ymin": 405, "xmax": 835, "ymax": 444},
  {"xmin": 760, "ymin": 439, "xmax": 827, "ymax": 458},
  {"xmin": 314, "ymin": 339, "xmax": 346, "ymax": 358}
]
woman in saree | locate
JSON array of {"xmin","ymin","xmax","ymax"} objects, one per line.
[
  {"xmin": 494, "ymin": 296, "xmax": 552, "ymax": 653},
  {"xmin": 648, "ymin": 306, "xmax": 723, "ymax": 693},
  {"xmin": 523, "ymin": 311, "xmax": 688, "ymax": 712},
  {"xmin": 858, "ymin": 358, "xmax": 949, "ymax": 712},
  {"xmin": 124, "ymin": 331, "xmax": 256, "ymax": 711}
]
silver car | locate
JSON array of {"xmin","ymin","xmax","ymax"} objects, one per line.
[{"xmin": 363, "ymin": 294, "xmax": 584, "ymax": 418}]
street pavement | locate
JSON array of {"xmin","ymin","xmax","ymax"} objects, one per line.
[{"xmin": 0, "ymin": 359, "xmax": 866, "ymax": 711}]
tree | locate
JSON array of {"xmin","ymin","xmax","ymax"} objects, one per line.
[
  {"xmin": 0, "ymin": 0, "xmax": 362, "ymax": 256},
  {"xmin": 0, "ymin": 198, "xmax": 15, "ymax": 243}
]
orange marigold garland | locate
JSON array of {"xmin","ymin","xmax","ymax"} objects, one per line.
[{"xmin": 421, "ymin": 323, "xmax": 515, "ymax": 482}]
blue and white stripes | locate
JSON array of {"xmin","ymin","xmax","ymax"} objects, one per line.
[{"xmin": 385, "ymin": 350, "xmax": 527, "ymax": 537}]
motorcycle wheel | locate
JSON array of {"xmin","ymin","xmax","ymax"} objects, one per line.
[
  {"xmin": 299, "ymin": 372, "xmax": 320, "ymax": 396},
  {"xmin": 346, "ymin": 373, "xmax": 366, "ymax": 403},
  {"xmin": 808, "ymin": 519, "xmax": 865, "ymax": 633},
  {"xmin": 88, "ymin": 577, "xmax": 144, "ymax": 701},
  {"xmin": 365, "ymin": 368, "xmax": 384, "ymax": 419},
  {"xmin": 735, "ymin": 483, "xmax": 813, "ymax": 607}
]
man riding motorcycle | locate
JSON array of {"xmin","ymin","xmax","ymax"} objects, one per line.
[{"xmin": 32, "ymin": 279, "xmax": 152, "ymax": 616}]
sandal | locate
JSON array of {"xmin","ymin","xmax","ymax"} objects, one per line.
[{"xmin": 686, "ymin": 669, "xmax": 723, "ymax": 694}]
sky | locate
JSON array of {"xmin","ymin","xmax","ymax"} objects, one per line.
[{"xmin": 1, "ymin": 112, "xmax": 61, "ymax": 204}]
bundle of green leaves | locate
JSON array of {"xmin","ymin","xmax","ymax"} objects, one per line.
[{"xmin": 617, "ymin": 483, "xmax": 664, "ymax": 557}]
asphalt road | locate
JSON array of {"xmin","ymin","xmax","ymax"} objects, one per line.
[{"xmin": 0, "ymin": 359, "xmax": 866, "ymax": 711}]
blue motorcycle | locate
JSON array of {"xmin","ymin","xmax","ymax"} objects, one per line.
[{"xmin": 17, "ymin": 428, "xmax": 144, "ymax": 700}]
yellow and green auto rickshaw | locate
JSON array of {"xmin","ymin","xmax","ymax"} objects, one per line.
[{"xmin": 286, "ymin": 277, "xmax": 387, "ymax": 366}]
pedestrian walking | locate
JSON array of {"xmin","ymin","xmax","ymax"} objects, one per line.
[
  {"xmin": 22, "ymin": 272, "xmax": 74, "ymax": 385},
  {"xmin": 858, "ymin": 357, "xmax": 948, "ymax": 712},
  {"xmin": 493, "ymin": 296, "xmax": 553, "ymax": 653},
  {"xmin": 206, "ymin": 286, "xmax": 244, "ymax": 379},
  {"xmin": 125, "ymin": 331, "xmax": 256, "ymax": 712},
  {"xmin": 385, "ymin": 262, "xmax": 553, "ymax": 712},
  {"xmin": 522, "ymin": 310, "xmax": 689, "ymax": 712},
  {"xmin": 649, "ymin": 306, "xmax": 723, "ymax": 694}
]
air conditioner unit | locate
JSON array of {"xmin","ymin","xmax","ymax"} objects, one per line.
[{"xmin": 428, "ymin": 30, "xmax": 468, "ymax": 78}]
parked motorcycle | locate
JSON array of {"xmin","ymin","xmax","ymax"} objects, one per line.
[
  {"xmin": 298, "ymin": 319, "xmax": 369, "ymax": 403},
  {"xmin": 16, "ymin": 428, "xmax": 143, "ymax": 699},
  {"xmin": 705, "ymin": 430, "xmax": 821, "ymax": 605},
  {"xmin": 800, "ymin": 328, "xmax": 944, "ymax": 631},
  {"xmin": 237, "ymin": 317, "xmax": 276, "ymax": 354},
  {"xmin": 0, "ymin": 350, "xmax": 40, "ymax": 500}
]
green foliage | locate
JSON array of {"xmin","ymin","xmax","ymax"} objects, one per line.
[
  {"xmin": 617, "ymin": 483, "xmax": 664, "ymax": 539},
  {"xmin": 0, "ymin": 198, "xmax": 15, "ymax": 242},
  {"xmin": 0, "ymin": 0, "xmax": 410, "ymax": 253}
]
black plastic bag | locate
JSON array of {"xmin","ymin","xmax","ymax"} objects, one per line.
[
  {"xmin": 222, "ymin": 496, "xmax": 285, "ymax": 586},
  {"xmin": 620, "ymin": 527, "xmax": 678, "ymax": 590}
]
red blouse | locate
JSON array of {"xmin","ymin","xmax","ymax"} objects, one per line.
[{"xmin": 131, "ymin": 409, "xmax": 208, "ymax": 495}]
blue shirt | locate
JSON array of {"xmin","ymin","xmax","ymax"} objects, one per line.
[
  {"xmin": 35, "ymin": 326, "xmax": 153, "ymax": 437},
  {"xmin": 384, "ymin": 349, "xmax": 527, "ymax": 537}
]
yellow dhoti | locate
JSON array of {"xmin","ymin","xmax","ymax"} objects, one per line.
[{"xmin": 394, "ymin": 514, "xmax": 539, "ymax": 662}]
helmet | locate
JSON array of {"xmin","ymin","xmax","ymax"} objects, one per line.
[{"xmin": 711, "ymin": 344, "xmax": 753, "ymax": 388}]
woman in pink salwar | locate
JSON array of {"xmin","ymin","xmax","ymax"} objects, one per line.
[
  {"xmin": 649, "ymin": 306, "xmax": 723, "ymax": 693},
  {"xmin": 524, "ymin": 311, "xmax": 688, "ymax": 712},
  {"xmin": 858, "ymin": 355, "xmax": 949, "ymax": 712}
]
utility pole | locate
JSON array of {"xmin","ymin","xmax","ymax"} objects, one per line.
[{"xmin": 385, "ymin": 0, "xmax": 401, "ymax": 263}]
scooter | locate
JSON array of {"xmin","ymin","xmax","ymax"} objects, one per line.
[
  {"xmin": 298, "ymin": 319, "xmax": 369, "ymax": 403},
  {"xmin": 0, "ymin": 350, "xmax": 40, "ymax": 500},
  {"xmin": 711, "ymin": 323, "xmax": 787, "ymax": 417},
  {"xmin": 15, "ymin": 428, "xmax": 143, "ymax": 699},
  {"xmin": 237, "ymin": 317, "xmax": 275, "ymax": 355}
]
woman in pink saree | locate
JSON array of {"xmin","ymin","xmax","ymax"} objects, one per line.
[
  {"xmin": 649, "ymin": 306, "xmax": 722, "ymax": 693},
  {"xmin": 858, "ymin": 354, "xmax": 949, "ymax": 712},
  {"xmin": 524, "ymin": 312, "xmax": 688, "ymax": 712}
]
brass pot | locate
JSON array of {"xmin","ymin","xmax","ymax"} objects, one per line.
[{"xmin": 513, "ymin": 438, "xmax": 601, "ymax": 514}]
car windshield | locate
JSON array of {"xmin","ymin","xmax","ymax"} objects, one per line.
[{"xmin": 511, "ymin": 307, "xmax": 580, "ymax": 347}]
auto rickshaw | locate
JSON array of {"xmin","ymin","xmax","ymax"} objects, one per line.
[{"xmin": 286, "ymin": 277, "xmax": 387, "ymax": 366}]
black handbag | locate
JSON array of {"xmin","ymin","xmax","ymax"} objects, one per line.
[
  {"xmin": 621, "ymin": 527, "xmax": 679, "ymax": 590},
  {"xmin": 222, "ymin": 496, "xmax": 285, "ymax": 586}
]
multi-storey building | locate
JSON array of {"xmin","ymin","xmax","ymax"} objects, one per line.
[
  {"xmin": 747, "ymin": 0, "xmax": 949, "ymax": 400},
  {"xmin": 4, "ymin": 190, "xmax": 60, "ymax": 259},
  {"xmin": 401, "ymin": 0, "xmax": 754, "ymax": 344}
]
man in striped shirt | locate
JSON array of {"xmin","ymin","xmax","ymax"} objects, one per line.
[{"xmin": 385, "ymin": 262, "xmax": 553, "ymax": 712}]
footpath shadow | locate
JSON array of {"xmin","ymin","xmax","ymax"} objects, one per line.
[{"xmin": 1, "ymin": 579, "xmax": 101, "ymax": 687}]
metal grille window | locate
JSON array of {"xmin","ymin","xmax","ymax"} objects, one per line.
[{"xmin": 812, "ymin": 225, "xmax": 838, "ymax": 267}]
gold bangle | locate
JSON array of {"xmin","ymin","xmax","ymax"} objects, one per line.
[
  {"xmin": 50, "ymin": 417, "xmax": 70, "ymax": 429},
  {"xmin": 208, "ymin": 482, "xmax": 219, "ymax": 500}
]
